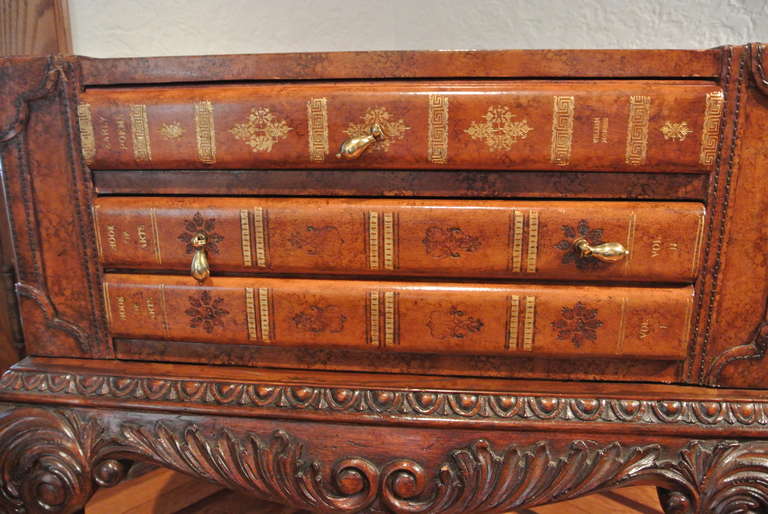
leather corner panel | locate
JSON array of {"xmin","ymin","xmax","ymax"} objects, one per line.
[
  {"xmin": 102, "ymin": 273, "xmax": 693, "ymax": 362},
  {"xmin": 79, "ymin": 80, "xmax": 721, "ymax": 172}
]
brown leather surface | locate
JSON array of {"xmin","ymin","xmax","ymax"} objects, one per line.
[
  {"xmin": 95, "ymin": 197, "xmax": 705, "ymax": 283},
  {"xmin": 93, "ymin": 169, "xmax": 709, "ymax": 201},
  {"xmin": 103, "ymin": 273, "xmax": 693, "ymax": 360},
  {"xmin": 80, "ymin": 80, "xmax": 720, "ymax": 172},
  {"xmin": 77, "ymin": 49, "xmax": 723, "ymax": 85}
]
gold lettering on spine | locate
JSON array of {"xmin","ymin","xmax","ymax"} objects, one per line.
[
  {"xmin": 368, "ymin": 291, "xmax": 380, "ymax": 346},
  {"xmin": 550, "ymin": 96, "xmax": 574, "ymax": 166},
  {"xmin": 129, "ymin": 104, "xmax": 152, "ymax": 162},
  {"xmin": 511, "ymin": 211, "xmax": 524, "ymax": 272},
  {"xmin": 625, "ymin": 96, "xmax": 650, "ymax": 165},
  {"xmin": 592, "ymin": 117, "xmax": 608, "ymax": 143},
  {"xmin": 194, "ymin": 100, "xmax": 217, "ymax": 164},
  {"xmin": 307, "ymin": 97, "xmax": 329, "ymax": 161},
  {"xmin": 383, "ymin": 212, "xmax": 395, "ymax": 271},
  {"xmin": 77, "ymin": 104, "xmax": 96, "ymax": 165},
  {"xmin": 258, "ymin": 287, "xmax": 271, "ymax": 343},
  {"xmin": 253, "ymin": 207, "xmax": 267, "ymax": 268},
  {"xmin": 523, "ymin": 296, "xmax": 536, "ymax": 351},
  {"xmin": 245, "ymin": 288, "xmax": 257, "ymax": 340},
  {"xmin": 699, "ymin": 91, "xmax": 724, "ymax": 166},
  {"xmin": 384, "ymin": 292, "xmax": 397, "ymax": 346},
  {"xmin": 240, "ymin": 210, "xmax": 253, "ymax": 267},
  {"xmin": 368, "ymin": 212, "xmax": 380, "ymax": 270},
  {"xmin": 527, "ymin": 211, "xmax": 539, "ymax": 273},
  {"xmin": 428, "ymin": 94, "xmax": 449, "ymax": 164},
  {"xmin": 506, "ymin": 295, "xmax": 520, "ymax": 350},
  {"xmin": 149, "ymin": 208, "xmax": 162, "ymax": 264}
]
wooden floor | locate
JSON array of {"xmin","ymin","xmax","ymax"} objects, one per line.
[{"xmin": 86, "ymin": 468, "xmax": 663, "ymax": 513}]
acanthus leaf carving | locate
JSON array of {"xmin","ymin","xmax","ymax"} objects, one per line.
[{"xmin": 3, "ymin": 405, "xmax": 768, "ymax": 513}]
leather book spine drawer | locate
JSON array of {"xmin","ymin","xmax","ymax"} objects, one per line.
[
  {"xmin": 78, "ymin": 80, "xmax": 722, "ymax": 172},
  {"xmin": 102, "ymin": 274, "xmax": 693, "ymax": 360},
  {"xmin": 94, "ymin": 197, "xmax": 705, "ymax": 282}
]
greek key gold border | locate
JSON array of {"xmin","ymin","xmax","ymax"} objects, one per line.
[
  {"xmin": 245, "ymin": 288, "xmax": 258, "ymax": 341},
  {"xmin": 550, "ymin": 96, "xmax": 574, "ymax": 166},
  {"xmin": 523, "ymin": 296, "xmax": 536, "ymax": 352},
  {"xmin": 526, "ymin": 211, "xmax": 539, "ymax": 273},
  {"xmin": 384, "ymin": 291, "xmax": 397, "ymax": 346},
  {"xmin": 625, "ymin": 96, "xmax": 650, "ymax": 166},
  {"xmin": 699, "ymin": 91, "xmax": 724, "ymax": 166},
  {"xmin": 307, "ymin": 97, "xmax": 329, "ymax": 162},
  {"xmin": 383, "ymin": 212, "xmax": 395, "ymax": 271},
  {"xmin": 77, "ymin": 103, "xmax": 96, "ymax": 165},
  {"xmin": 506, "ymin": 295, "xmax": 520, "ymax": 350},
  {"xmin": 194, "ymin": 100, "xmax": 217, "ymax": 164},
  {"xmin": 367, "ymin": 212, "xmax": 380, "ymax": 270},
  {"xmin": 368, "ymin": 291, "xmax": 380, "ymax": 346},
  {"xmin": 240, "ymin": 210, "xmax": 253, "ymax": 267},
  {"xmin": 258, "ymin": 287, "xmax": 272, "ymax": 343},
  {"xmin": 129, "ymin": 104, "xmax": 152, "ymax": 162},
  {"xmin": 428, "ymin": 94, "xmax": 449, "ymax": 164},
  {"xmin": 511, "ymin": 211, "xmax": 524, "ymax": 273},
  {"xmin": 254, "ymin": 207, "xmax": 268, "ymax": 268}
]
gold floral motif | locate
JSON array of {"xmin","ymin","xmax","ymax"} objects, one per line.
[
  {"xmin": 344, "ymin": 107, "xmax": 410, "ymax": 153},
  {"xmin": 660, "ymin": 121, "xmax": 693, "ymax": 142},
  {"xmin": 230, "ymin": 107, "xmax": 292, "ymax": 153},
  {"xmin": 159, "ymin": 121, "xmax": 185, "ymax": 140},
  {"xmin": 466, "ymin": 105, "xmax": 533, "ymax": 152}
]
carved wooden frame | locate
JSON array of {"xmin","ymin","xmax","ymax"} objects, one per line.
[{"xmin": 2, "ymin": 403, "xmax": 768, "ymax": 513}]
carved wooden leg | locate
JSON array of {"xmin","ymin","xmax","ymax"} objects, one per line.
[{"xmin": 0, "ymin": 406, "xmax": 124, "ymax": 514}]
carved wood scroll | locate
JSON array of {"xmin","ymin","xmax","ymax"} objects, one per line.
[{"xmin": 1, "ymin": 404, "xmax": 768, "ymax": 513}]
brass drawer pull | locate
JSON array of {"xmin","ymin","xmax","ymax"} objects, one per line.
[
  {"xmin": 573, "ymin": 238, "xmax": 628, "ymax": 263},
  {"xmin": 336, "ymin": 123, "xmax": 384, "ymax": 159},
  {"xmin": 191, "ymin": 232, "xmax": 210, "ymax": 282}
]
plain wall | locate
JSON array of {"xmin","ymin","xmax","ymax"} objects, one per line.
[{"xmin": 70, "ymin": 0, "xmax": 768, "ymax": 57}]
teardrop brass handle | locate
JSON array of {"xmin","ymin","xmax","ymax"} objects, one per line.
[
  {"xmin": 573, "ymin": 238, "xmax": 629, "ymax": 263},
  {"xmin": 191, "ymin": 232, "xmax": 210, "ymax": 282},
  {"xmin": 336, "ymin": 123, "xmax": 384, "ymax": 159}
]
